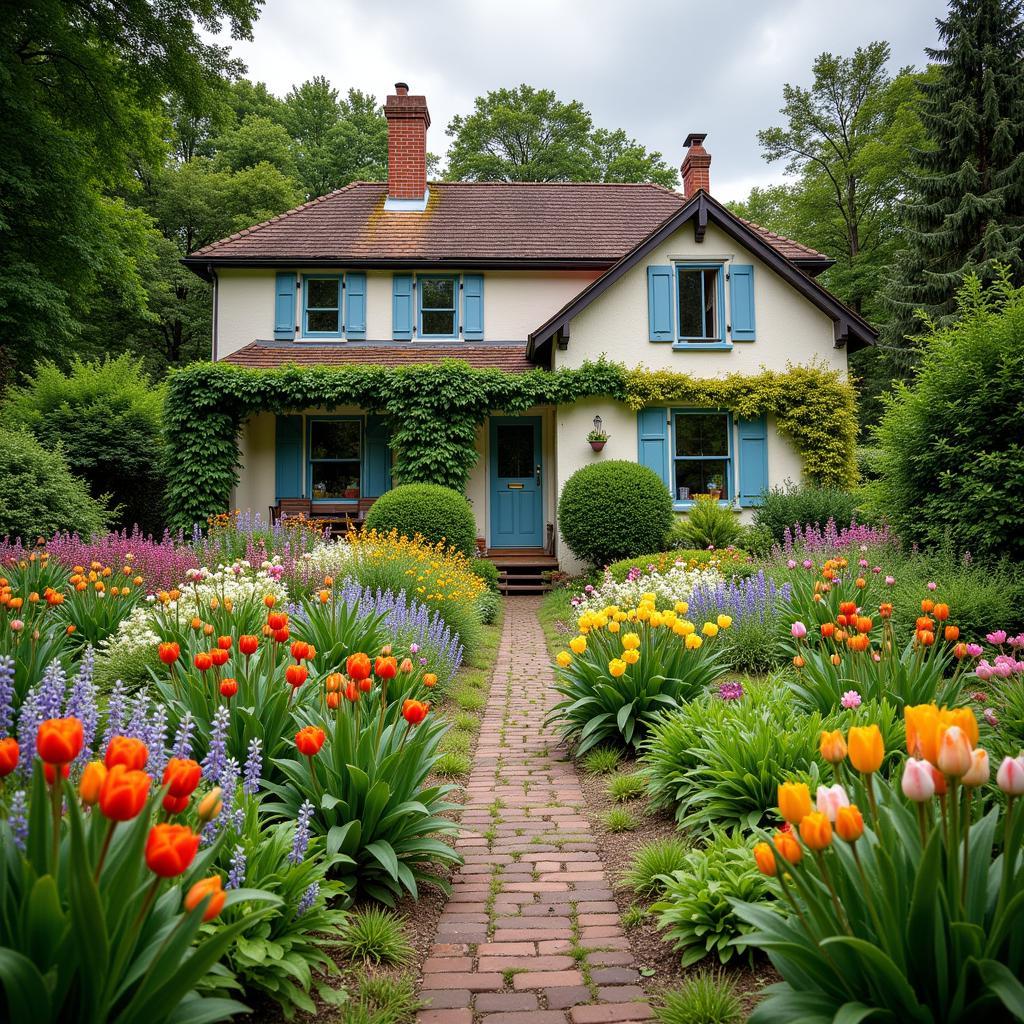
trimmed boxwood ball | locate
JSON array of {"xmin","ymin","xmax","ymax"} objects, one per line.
[
  {"xmin": 558, "ymin": 460, "xmax": 673, "ymax": 568},
  {"xmin": 364, "ymin": 483, "xmax": 477, "ymax": 556}
]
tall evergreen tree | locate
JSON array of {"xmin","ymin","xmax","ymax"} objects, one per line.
[{"xmin": 884, "ymin": 0, "xmax": 1024, "ymax": 348}]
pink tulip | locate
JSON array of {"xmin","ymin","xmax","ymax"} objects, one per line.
[
  {"xmin": 996, "ymin": 756, "xmax": 1024, "ymax": 795},
  {"xmin": 885, "ymin": 576, "xmax": 895, "ymax": 586},
  {"xmin": 987, "ymin": 630, "xmax": 1007, "ymax": 645},
  {"xmin": 962, "ymin": 749, "xmax": 990, "ymax": 788},
  {"xmin": 975, "ymin": 663, "xmax": 994, "ymax": 681},
  {"xmin": 791, "ymin": 621, "xmax": 807, "ymax": 639},
  {"xmin": 937, "ymin": 726, "xmax": 973, "ymax": 777},
  {"xmin": 966, "ymin": 643, "xmax": 983, "ymax": 657},
  {"xmin": 901, "ymin": 758, "xmax": 935, "ymax": 802},
  {"xmin": 815, "ymin": 784, "xmax": 849, "ymax": 821}
]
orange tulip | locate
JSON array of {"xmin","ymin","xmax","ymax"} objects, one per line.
[
  {"xmin": 295, "ymin": 725, "xmax": 326, "ymax": 757},
  {"xmin": 273, "ymin": 627, "xmax": 290, "ymax": 643},
  {"xmin": 158, "ymin": 642, "xmax": 180, "ymax": 665},
  {"xmin": 285, "ymin": 664, "xmax": 308, "ymax": 689},
  {"xmin": 163, "ymin": 793, "xmax": 190, "ymax": 815},
  {"xmin": 772, "ymin": 828, "xmax": 803, "ymax": 864},
  {"xmin": 290, "ymin": 640, "xmax": 310, "ymax": 662},
  {"xmin": 933, "ymin": 603, "xmax": 949, "ymax": 621},
  {"xmin": 835, "ymin": 804, "xmax": 864, "ymax": 843},
  {"xmin": 944, "ymin": 625, "xmax": 960, "ymax": 642},
  {"xmin": 197, "ymin": 788, "xmax": 223, "ymax": 823},
  {"xmin": 78, "ymin": 760, "xmax": 107, "ymax": 804},
  {"xmin": 399, "ymin": 657, "xmax": 413, "ymax": 674},
  {"xmin": 185, "ymin": 875, "xmax": 226, "ymax": 921},
  {"xmin": 374, "ymin": 656, "xmax": 398, "ymax": 680},
  {"xmin": 344, "ymin": 681, "xmax": 360, "ymax": 702},
  {"xmin": 937, "ymin": 726, "xmax": 973, "ymax": 777},
  {"xmin": 402, "ymin": 699, "xmax": 429, "ymax": 726},
  {"xmin": 239, "ymin": 634, "xmax": 259, "ymax": 656},
  {"xmin": 793, "ymin": 655, "xmax": 806, "ymax": 668},
  {"xmin": 799, "ymin": 811, "xmax": 833, "ymax": 850},
  {"xmin": 263, "ymin": 594, "xmax": 276, "ymax": 608},
  {"xmin": 325, "ymin": 672, "xmax": 343, "ymax": 692},
  {"xmin": 220, "ymin": 678, "xmax": 238, "ymax": 698},
  {"xmin": 105, "ymin": 736, "xmax": 149, "ymax": 771},
  {"xmin": 839, "ymin": 601, "xmax": 857, "ymax": 617},
  {"xmin": 347, "ymin": 652, "xmax": 372, "ymax": 680},
  {"xmin": 423, "ymin": 672, "xmax": 438, "ymax": 688},
  {"xmin": 44, "ymin": 763, "xmax": 70, "ymax": 784},
  {"xmin": 921, "ymin": 599, "xmax": 935, "ymax": 614},
  {"xmin": 753, "ymin": 841, "xmax": 777, "ymax": 876},
  {"xmin": 327, "ymin": 692, "xmax": 341, "ymax": 709},
  {"xmin": 99, "ymin": 764, "xmax": 152, "ymax": 821},
  {"xmin": 216, "ymin": 635, "xmax": 233, "ymax": 650},
  {"xmin": 917, "ymin": 629, "xmax": 935, "ymax": 647},
  {"xmin": 878, "ymin": 603, "xmax": 893, "ymax": 619},
  {"xmin": 267, "ymin": 611, "xmax": 287, "ymax": 630},
  {"xmin": 193, "ymin": 652, "xmax": 213, "ymax": 672},
  {"xmin": 36, "ymin": 717, "xmax": 84, "ymax": 765},
  {"xmin": 830, "ymin": 654, "xmax": 842, "ymax": 666},
  {"xmin": 819, "ymin": 730, "xmax": 847, "ymax": 764},
  {"xmin": 163, "ymin": 757, "xmax": 201, "ymax": 797},
  {"xmin": 778, "ymin": 782, "xmax": 812, "ymax": 824},
  {"xmin": 146, "ymin": 824, "xmax": 200, "ymax": 877},
  {"xmin": 855, "ymin": 616, "xmax": 873, "ymax": 634},
  {"xmin": 821, "ymin": 622, "xmax": 835, "ymax": 638},
  {"xmin": 848, "ymin": 725, "xmax": 884, "ymax": 774},
  {"xmin": 0, "ymin": 737, "xmax": 19, "ymax": 777}
]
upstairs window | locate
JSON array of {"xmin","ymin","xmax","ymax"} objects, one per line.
[
  {"xmin": 309, "ymin": 419, "xmax": 361, "ymax": 500},
  {"xmin": 418, "ymin": 276, "xmax": 458, "ymax": 338},
  {"xmin": 303, "ymin": 276, "xmax": 342, "ymax": 338},
  {"xmin": 672, "ymin": 411, "xmax": 731, "ymax": 501},
  {"xmin": 677, "ymin": 266, "xmax": 721, "ymax": 342}
]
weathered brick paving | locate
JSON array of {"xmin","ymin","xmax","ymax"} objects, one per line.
[{"xmin": 417, "ymin": 597, "xmax": 652, "ymax": 1024}]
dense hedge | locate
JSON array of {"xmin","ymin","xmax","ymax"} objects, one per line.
[
  {"xmin": 364, "ymin": 484, "xmax": 477, "ymax": 556},
  {"xmin": 753, "ymin": 484, "xmax": 864, "ymax": 545},
  {"xmin": 558, "ymin": 460, "xmax": 673, "ymax": 568},
  {"xmin": 164, "ymin": 359, "xmax": 858, "ymax": 532}
]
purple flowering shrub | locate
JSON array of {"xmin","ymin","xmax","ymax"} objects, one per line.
[{"xmin": 774, "ymin": 518, "xmax": 896, "ymax": 557}]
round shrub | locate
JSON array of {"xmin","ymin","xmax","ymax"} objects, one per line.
[
  {"xmin": 364, "ymin": 484, "xmax": 477, "ymax": 556},
  {"xmin": 0, "ymin": 428, "xmax": 111, "ymax": 540},
  {"xmin": 558, "ymin": 460, "xmax": 673, "ymax": 568}
]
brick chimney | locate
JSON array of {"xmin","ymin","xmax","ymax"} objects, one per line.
[
  {"xmin": 681, "ymin": 133, "xmax": 711, "ymax": 197},
  {"xmin": 384, "ymin": 82, "xmax": 430, "ymax": 207}
]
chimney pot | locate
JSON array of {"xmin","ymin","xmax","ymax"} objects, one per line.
[
  {"xmin": 395, "ymin": 82, "xmax": 409, "ymax": 95},
  {"xmin": 681, "ymin": 132, "xmax": 711, "ymax": 198}
]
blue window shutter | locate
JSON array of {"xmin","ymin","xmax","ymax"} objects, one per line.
[
  {"xmin": 730, "ymin": 265, "xmax": 756, "ymax": 341},
  {"xmin": 274, "ymin": 272, "xmax": 296, "ymax": 340},
  {"xmin": 463, "ymin": 274, "xmax": 484, "ymax": 340},
  {"xmin": 647, "ymin": 266, "xmax": 675, "ymax": 341},
  {"xmin": 345, "ymin": 272, "xmax": 366, "ymax": 339},
  {"xmin": 392, "ymin": 274, "xmax": 413, "ymax": 339},
  {"xmin": 738, "ymin": 416, "xmax": 768, "ymax": 506},
  {"xmin": 637, "ymin": 408, "xmax": 670, "ymax": 489},
  {"xmin": 274, "ymin": 415, "xmax": 303, "ymax": 499},
  {"xmin": 364, "ymin": 415, "xmax": 392, "ymax": 497}
]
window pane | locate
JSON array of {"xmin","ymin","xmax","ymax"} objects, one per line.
[
  {"xmin": 307, "ymin": 310, "xmax": 339, "ymax": 333},
  {"xmin": 678, "ymin": 270, "xmax": 703, "ymax": 338},
  {"xmin": 702, "ymin": 268, "xmax": 718, "ymax": 337},
  {"xmin": 421, "ymin": 278, "xmax": 454, "ymax": 309},
  {"xmin": 674, "ymin": 458, "xmax": 729, "ymax": 498},
  {"xmin": 422, "ymin": 310, "xmax": 455, "ymax": 336},
  {"xmin": 676, "ymin": 414, "xmax": 728, "ymax": 457},
  {"xmin": 307, "ymin": 279, "xmax": 339, "ymax": 309},
  {"xmin": 311, "ymin": 462, "xmax": 360, "ymax": 499},
  {"xmin": 310, "ymin": 420, "xmax": 359, "ymax": 460},
  {"xmin": 496, "ymin": 424, "xmax": 534, "ymax": 478}
]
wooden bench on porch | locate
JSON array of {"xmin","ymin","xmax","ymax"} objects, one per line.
[{"xmin": 270, "ymin": 498, "xmax": 377, "ymax": 537}]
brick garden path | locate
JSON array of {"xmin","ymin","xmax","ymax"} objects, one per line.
[{"xmin": 417, "ymin": 596, "xmax": 653, "ymax": 1024}]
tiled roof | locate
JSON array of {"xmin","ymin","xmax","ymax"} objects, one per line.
[
  {"xmin": 188, "ymin": 182, "xmax": 830, "ymax": 265},
  {"xmin": 736, "ymin": 216, "xmax": 829, "ymax": 262},
  {"xmin": 221, "ymin": 340, "xmax": 536, "ymax": 373}
]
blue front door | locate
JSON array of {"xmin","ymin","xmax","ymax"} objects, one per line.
[{"xmin": 490, "ymin": 417, "xmax": 543, "ymax": 548}]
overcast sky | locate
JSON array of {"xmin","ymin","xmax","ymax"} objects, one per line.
[{"xmin": 213, "ymin": 0, "xmax": 949, "ymax": 201}]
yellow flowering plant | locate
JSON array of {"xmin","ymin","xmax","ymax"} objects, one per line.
[
  {"xmin": 734, "ymin": 709, "xmax": 1024, "ymax": 1023},
  {"xmin": 549, "ymin": 599, "xmax": 730, "ymax": 752}
]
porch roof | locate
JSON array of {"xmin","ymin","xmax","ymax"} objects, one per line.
[{"xmin": 220, "ymin": 339, "xmax": 536, "ymax": 373}]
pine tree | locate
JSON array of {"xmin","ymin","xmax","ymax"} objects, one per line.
[{"xmin": 884, "ymin": 0, "xmax": 1024, "ymax": 349}]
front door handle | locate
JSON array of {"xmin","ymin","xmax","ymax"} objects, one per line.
[{"xmin": 535, "ymin": 463, "xmax": 542, "ymax": 485}]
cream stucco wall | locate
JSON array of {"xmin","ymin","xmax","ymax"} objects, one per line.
[
  {"xmin": 214, "ymin": 268, "xmax": 597, "ymax": 357},
  {"xmin": 554, "ymin": 223, "xmax": 846, "ymax": 377}
]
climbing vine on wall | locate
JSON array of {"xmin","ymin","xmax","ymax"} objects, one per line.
[
  {"xmin": 624, "ymin": 362, "xmax": 858, "ymax": 488},
  {"xmin": 164, "ymin": 358, "xmax": 857, "ymax": 531}
]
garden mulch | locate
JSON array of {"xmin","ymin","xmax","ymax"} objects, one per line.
[{"xmin": 415, "ymin": 596, "xmax": 655, "ymax": 1023}]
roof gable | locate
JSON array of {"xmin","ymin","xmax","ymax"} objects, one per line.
[{"xmin": 527, "ymin": 191, "xmax": 876, "ymax": 357}]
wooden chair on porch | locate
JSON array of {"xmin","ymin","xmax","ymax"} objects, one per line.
[{"xmin": 269, "ymin": 498, "xmax": 312, "ymax": 525}]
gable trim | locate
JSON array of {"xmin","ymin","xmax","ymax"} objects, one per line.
[{"xmin": 526, "ymin": 191, "xmax": 877, "ymax": 359}]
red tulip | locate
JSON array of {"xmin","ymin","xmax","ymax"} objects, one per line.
[
  {"xmin": 105, "ymin": 736, "xmax": 149, "ymax": 771},
  {"xmin": 145, "ymin": 824, "xmax": 200, "ymax": 877},
  {"xmin": 374, "ymin": 656, "xmax": 397, "ymax": 680},
  {"xmin": 158, "ymin": 642, "xmax": 180, "ymax": 665},
  {"xmin": 285, "ymin": 664, "xmax": 308, "ymax": 689},
  {"xmin": 210, "ymin": 648, "xmax": 230, "ymax": 668},
  {"xmin": 295, "ymin": 725, "xmax": 326, "ymax": 757},
  {"xmin": 193, "ymin": 652, "xmax": 213, "ymax": 672},
  {"xmin": 0, "ymin": 737, "xmax": 20, "ymax": 776},
  {"xmin": 346, "ymin": 652, "xmax": 371, "ymax": 680},
  {"xmin": 220, "ymin": 678, "xmax": 238, "ymax": 699},
  {"xmin": 36, "ymin": 718, "xmax": 83, "ymax": 765},
  {"xmin": 239, "ymin": 634, "xmax": 259, "ymax": 656},
  {"xmin": 216, "ymin": 635, "xmax": 233, "ymax": 650},
  {"xmin": 163, "ymin": 757, "xmax": 202, "ymax": 798},
  {"xmin": 99, "ymin": 764, "xmax": 152, "ymax": 821},
  {"xmin": 402, "ymin": 699, "xmax": 429, "ymax": 726}
]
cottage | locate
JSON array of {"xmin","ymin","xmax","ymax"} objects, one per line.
[{"xmin": 183, "ymin": 83, "xmax": 875, "ymax": 578}]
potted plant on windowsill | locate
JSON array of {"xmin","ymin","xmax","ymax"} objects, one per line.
[
  {"xmin": 587, "ymin": 428, "xmax": 609, "ymax": 452},
  {"xmin": 706, "ymin": 477, "xmax": 723, "ymax": 501}
]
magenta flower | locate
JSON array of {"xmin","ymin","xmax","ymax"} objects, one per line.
[
  {"xmin": 791, "ymin": 621, "xmax": 807, "ymax": 639},
  {"xmin": 802, "ymin": 559, "xmax": 813, "ymax": 570},
  {"xmin": 926, "ymin": 581, "xmax": 937, "ymax": 591},
  {"xmin": 984, "ymin": 708, "xmax": 999, "ymax": 728},
  {"xmin": 987, "ymin": 630, "xmax": 1008, "ymax": 645},
  {"xmin": 786, "ymin": 559, "xmax": 797, "ymax": 569},
  {"xmin": 884, "ymin": 576, "xmax": 895, "ymax": 586},
  {"xmin": 718, "ymin": 681, "xmax": 744, "ymax": 701},
  {"xmin": 966, "ymin": 643, "xmax": 983, "ymax": 657},
  {"xmin": 840, "ymin": 690, "xmax": 862, "ymax": 709}
]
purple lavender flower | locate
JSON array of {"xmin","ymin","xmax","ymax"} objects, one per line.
[
  {"xmin": 102, "ymin": 680, "xmax": 127, "ymax": 748},
  {"xmin": 64, "ymin": 650, "xmax": 98, "ymax": 763},
  {"xmin": 226, "ymin": 844, "xmax": 247, "ymax": 889},
  {"xmin": 289, "ymin": 800, "xmax": 314, "ymax": 865},
  {"xmin": 718, "ymin": 681, "xmax": 744, "ymax": 701},
  {"xmin": 242, "ymin": 737, "xmax": 262, "ymax": 795},
  {"xmin": 171, "ymin": 713, "xmax": 195, "ymax": 759},
  {"xmin": 691, "ymin": 570, "xmax": 791, "ymax": 627},
  {"xmin": 7, "ymin": 789, "xmax": 28, "ymax": 851},
  {"xmin": 0, "ymin": 656, "xmax": 15, "ymax": 738},
  {"xmin": 295, "ymin": 882, "xmax": 319, "ymax": 917},
  {"xmin": 146, "ymin": 704, "xmax": 168, "ymax": 777},
  {"xmin": 36, "ymin": 662, "xmax": 66, "ymax": 721},
  {"xmin": 202, "ymin": 707, "xmax": 231, "ymax": 784},
  {"xmin": 16, "ymin": 688, "xmax": 41, "ymax": 775}
]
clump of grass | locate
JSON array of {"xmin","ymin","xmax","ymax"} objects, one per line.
[
  {"xmin": 606, "ymin": 771, "xmax": 647, "ymax": 803},
  {"xmin": 440, "ymin": 731, "xmax": 471, "ymax": 755},
  {"xmin": 621, "ymin": 905, "xmax": 647, "ymax": 929},
  {"xmin": 601, "ymin": 807, "xmax": 637, "ymax": 832},
  {"xmin": 454, "ymin": 688, "xmax": 485, "ymax": 712},
  {"xmin": 453, "ymin": 712, "xmax": 479, "ymax": 732},
  {"xmin": 434, "ymin": 751, "xmax": 472, "ymax": 777},
  {"xmin": 655, "ymin": 969, "xmax": 743, "ymax": 1024},
  {"xmin": 581, "ymin": 746, "xmax": 622, "ymax": 775},
  {"xmin": 622, "ymin": 837, "xmax": 692, "ymax": 896},
  {"xmin": 340, "ymin": 973, "xmax": 421, "ymax": 1024},
  {"xmin": 336, "ymin": 907, "xmax": 414, "ymax": 966}
]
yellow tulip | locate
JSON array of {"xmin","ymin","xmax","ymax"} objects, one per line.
[
  {"xmin": 777, "ymin": 781, "xmax": 812, "ymax": 824},
  {"xmin": 555, "ymin": 651, "xmax": 572, "ymax": 667},
  {"xmin": 675, "ymin": 601, "xmax": 689, "ymax": 614},
  {"xmin": 819, "ymin": 729, "xmax": 847, "ymax": 765},
  {"xmin": 607, "ymin": 621, "xmax": 620, "ymax": 633},
  {"xmin": 621, "ymin": 633, "xmax": 641, "ymax": 651},
  {"xmin": 569, "ymin": 636, "xmax": 587, "ymax": 655},
  {"xmin": 622, "ymin": 649, "xmax": 640, "ymax": 665},
  {"xmin": 702, "ymin": 622, "xmax": 719, "ymax": 637},
  {"xmin": 848, "ymin": 725, "xmax": 884, "ymax": 774},
  {"xmin": 608, "ymin": 658, "xmax": 627, "ymax": 678},
  {"xmin": 717, "ymin": 614, "xmax": 733, "ymax": 629},
  {"xmin": 685, "ymin": 634, "xmax": 703, "ymax": 650}
]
